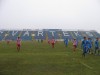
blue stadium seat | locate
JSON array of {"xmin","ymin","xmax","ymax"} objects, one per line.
[{"xmin": 0, "ymin": 30, "xmax": 100, "ymax": 41}]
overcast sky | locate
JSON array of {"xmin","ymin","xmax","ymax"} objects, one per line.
[{"xmin": 0, "ymin": 0, "xmax": 100, "ymax": 32}]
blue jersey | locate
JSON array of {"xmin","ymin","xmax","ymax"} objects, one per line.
[
  {"xmin": 86, "ymin": 40, "xmax": 92, "ymax": 49},
  {"xmin": 64, "ymin": 38, "xmax": 68, "ymax": 45},
  {"xmin": 81, "ymin": 40, "xmax": 87, "ymax": 48},
  {"xmin": 88, "ymin": 40, "xmax": 92, "ymax": 48},
  {"xmin": 81, "ymin": 40, "xmax": 88, "ymax": 53},
  {"xmin": 95, "ymin": 40, "xmax": 99, "ymax": 47}
]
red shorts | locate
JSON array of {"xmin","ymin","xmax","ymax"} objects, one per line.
[
  {"xmin": 73, "ymin": 45, "xmax": 77, "ymax": 48},
  {"xmin": 52, "ymin": 43, "xmax": 54, "ymax": 45},
  {"xmin": 17, "ymin": 44, "xmax": 21, "ymax": 47}
]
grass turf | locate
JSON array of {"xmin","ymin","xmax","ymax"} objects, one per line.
[{"xmin": 0, "ymin": 41, "xmax": 100, "ymax": 75}]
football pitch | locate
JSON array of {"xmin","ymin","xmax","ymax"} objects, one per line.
[{"xmin": 0, "ymin": 41, "xmax": 100, "ymax": 75}]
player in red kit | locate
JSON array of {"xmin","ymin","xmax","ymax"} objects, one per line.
[
  {"xmin": 16, "ymin": 37, "xmax": 21, "ymax": 52},
  {"xmin": 72, "ymin": 39, "xmax": 77, "ymax": 51},
  {"xmin": 51, "ymin": 39, "xmax": 55, "ymax": 48}
]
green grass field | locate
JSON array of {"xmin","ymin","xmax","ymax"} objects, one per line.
[{"xmin": 0, "ymin": 41, "xmax": 100, "ymax": 75}]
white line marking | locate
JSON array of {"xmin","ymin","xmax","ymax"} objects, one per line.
[{"xmin": 80, "ymin": 62, "xmax": 93, "ymax": 69}]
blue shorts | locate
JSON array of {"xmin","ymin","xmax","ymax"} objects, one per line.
[{"xmin": 83, "ymin": 47, "xmax": 87, "ymax": 53}]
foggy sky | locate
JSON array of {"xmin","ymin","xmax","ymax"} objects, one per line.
[{"xmin": 0, "ymin": 0, "xmax": 100, "ymax": 32}]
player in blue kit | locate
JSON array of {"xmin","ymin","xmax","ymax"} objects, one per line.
[
  {"xmin": 87, "ymin": 38, "xmax": 92, "ymax": 54},
  {"xmin": 94, "ymin": 38, "xmax": 100, "ymax": 55},
  {"xmin": 64, "ymin": 38, "xmax": 68, "ymax": 47},
  {"xmin": 81, "ymin": 37, "xmax": 88, "ymax": 57},
  {"xmin": 89, "ymin": 38, "xmax": 93, "ymax": 53}
]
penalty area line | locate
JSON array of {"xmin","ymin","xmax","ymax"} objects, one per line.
[{"xmin": 80, "ymin": 62, "xmax": 93, "ymax": 70}]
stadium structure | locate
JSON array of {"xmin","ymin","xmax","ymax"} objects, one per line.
[{"xmin": 0, "ymin": 29, "xmax": 100, "ymax": 41}]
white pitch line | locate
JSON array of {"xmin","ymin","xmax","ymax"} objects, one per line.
[
  {"xmin": 80, "ymin": 62, "xmax": 93, "ymax": 70},
  {"xmin": 72, "ymin": 58, "xmax": 93, "ymax": 70},
  {"xmin": 69, "ymin": 46, "xmax": 93, "ymax": 70}
]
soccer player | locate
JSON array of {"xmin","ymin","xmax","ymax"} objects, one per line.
[
  {"xmin": 73, "ymin": 39, "xmax": 77, "ymax": 51},
  {"xmin": 87, "ymin": 38, "xmax": 92, "ymax": 54},
  {"xmin": 81, "ymin": 37, "xmax": 87, "ymax": 57},
  {"xmin": 94, "ymin": 38, "xmax": 99, "ymax": 55},
  {"xmin": 51, "ymin": 38, "xmax": 55, "ymax": 48},
  {"xmin": 64, "ymin": 38, "xmax": 68, "ymax": 47},
  {"xmin": 16, "ymin": 37, "xmax": 21, "ymax": 52}
]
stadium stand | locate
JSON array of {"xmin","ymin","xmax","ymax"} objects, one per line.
[{"xmin": 0, "ymin": 29, "xmax": 100, "ymax": 41}]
